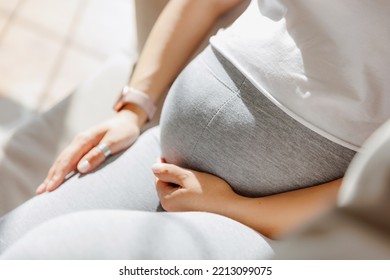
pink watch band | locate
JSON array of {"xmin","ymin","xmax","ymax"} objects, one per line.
[{"xmin": 114, "ymin": 86, "xmax": 157, "ymax": 121}]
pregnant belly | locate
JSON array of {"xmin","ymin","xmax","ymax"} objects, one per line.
[{"xmin": 159, "ymin": 48, "xmax": 352, "ymax": 197}]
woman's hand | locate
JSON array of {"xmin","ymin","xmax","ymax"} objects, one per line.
[
  {"xmin": 153, "ymin": 159, "xmax": 342, "ymax": 239},
  {"xmin": 36, "ymin": 109, "xmax": 145, "ymax": 194},
  {"xmin": 153, "ymin": 159, "xmax": 240, "ymax": 213}
]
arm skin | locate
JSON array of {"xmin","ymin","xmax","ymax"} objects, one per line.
[
  {"xmin": 223, "ymin": 179, "xmax": 342, "ymax": 239},
  {"xmin": 124, "ymin": 0, "xmax": 246, "ymax": 125},
  {"xmin": 153, "ymin": 160, "xmax": 342, "ymax": 240},
  {"xmin": 36, "ymin": 0, "xmax": 245, "ymax": 193}
]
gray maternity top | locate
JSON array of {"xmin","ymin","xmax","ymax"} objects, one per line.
[{"xmin": 160, "ymin": 46, "xmax": 356, "ymax": 197}]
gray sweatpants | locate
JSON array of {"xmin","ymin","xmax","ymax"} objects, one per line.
[
  {"xmin": 0, "ymin": 46, "xmax": 355, "ymax": 259},
  {"xmin": 0, "ymin": 127, "xmax": 273, "ymax": 259}
]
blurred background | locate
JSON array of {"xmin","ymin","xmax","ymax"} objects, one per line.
[{"xmin": 0, "ymin": 0, "xmax": 136, "ymax": 137}]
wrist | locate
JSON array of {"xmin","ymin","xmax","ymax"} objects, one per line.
[
  {"xmin": 212, "ymin": 190, "xmax": 247, "ymax": 217},
  {"xmin": 221, "ymin": 193, "xmax": 255, "ymax": 223},
  {"xmin": 113, "ymin": 86, "xmax": 157, "ymax": 123},
  {"xmin": 119, "ymin": 104, "xmax": 148, "ymax": 128}
]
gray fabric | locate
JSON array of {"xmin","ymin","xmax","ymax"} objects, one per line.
[
  {"xmin": 1, "ymin": 210, "xmax": 273, "ymax": 259},
  {"xmin": 160, "ymin": 46, "xmax": 356, "ymax": 197},
  {"xmin": 0, "ymin": 45, "xmax": 355, "ymax": 259},
  {"xmin": 0, "ymin": 127, "xmax": 162, "ymax": 253},
  {"xmin": 0, "ymin": 126, "xmax": 272, "ymax": 259}
]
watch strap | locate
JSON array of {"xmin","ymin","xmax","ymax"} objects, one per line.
[{"xmin": 115, "ymin": 86, "xmax": 157, "ymax": 121}]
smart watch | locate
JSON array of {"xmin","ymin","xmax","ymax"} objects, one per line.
[{"xmin": 113, "ymin": 86, "xmax": 157, "ymax": 121}]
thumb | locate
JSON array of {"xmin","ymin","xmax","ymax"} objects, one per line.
[{"xmin": 151, "ymin": 162, "xmax": 191, "ymax": 186}]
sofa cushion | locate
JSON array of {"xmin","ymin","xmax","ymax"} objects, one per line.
[{"xmin": 0, "ymin": 53, "xmax": 134, "ymax": 215}]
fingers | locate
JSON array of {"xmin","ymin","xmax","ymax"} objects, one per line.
[
  {"xmin": 76, "ymin": 123, "xmax": 139, "ymax": 174},
  {"xmin": 155, "ymin": 178, "xmax": 177, "ymax": 195},
  {"xmin": 155, "ymin": 177, "xmax": 182, "ymax": 212},
  {"xmin": 36, "ymin": 148, "xmax": 82, "ymax": 194},
  {"xmin": 76, "ymin": 143, "xmax": 110, "ymax": 174},
  {"xmin": 36, "ymin": 127, "xmax": 106, "ymax": 195},
  {"xmin": 152, "ymin": 161, "xmax": 191, "ymax": 186},
  {"xmin": 36, "ymin": 113, "xmax": 142, "ymax": 195}
]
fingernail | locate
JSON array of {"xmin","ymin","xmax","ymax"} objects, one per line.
[
  {"xmin": 78, "ymin": 160, "xmax": 91, "ymax": 173},
  {"xmin": 46, "ymin": 180, "xmax": 55, "ymax": 192},
  {"xmin": 152, "ymin": 163, "xmax": 165, "ymax": 173},
  {"xmin": 36, "ymin": 183, "xmax": 46, "ymax": 194}
]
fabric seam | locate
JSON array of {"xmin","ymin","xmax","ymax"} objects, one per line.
[{"xmin": 189, "ymin": 74, "xmax": 247, "ymax": 160}]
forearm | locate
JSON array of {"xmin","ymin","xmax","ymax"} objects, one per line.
[
  {"xmin": 221, "ymin": 179, "xmax": 342, "ymax": 239},
  {"xmin": 129, "ymin": 0, "xmax": 243, "ymax": 103}
]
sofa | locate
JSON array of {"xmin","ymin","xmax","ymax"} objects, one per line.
[
  {"xmin": 0, "ymin": 0, "xmax": 389, "ymax": 259},
  {"xmin": 0, "ymin": 0, "xmax": 249, "ymax": 217},
  {"xmin": 274, "ymin": 120, "xmax": 390, "ymax": 259}
]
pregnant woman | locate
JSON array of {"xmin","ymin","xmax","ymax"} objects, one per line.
[{"xmin": 0, "ymin": 0, "xmax": 388, "ymax": 259}]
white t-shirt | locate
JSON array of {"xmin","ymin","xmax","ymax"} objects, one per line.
[{"xmin": 210, "ymin": 0, "xmax": 390, "ymax": 151}]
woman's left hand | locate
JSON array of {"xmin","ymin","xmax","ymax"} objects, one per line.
[
  {"xmin": 152, "ymin": 159, "xmax": 240, "ymax": 213},
  {"xmin": 153, "ymin": 159, "xmax": 343, "ymax": 239}
]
